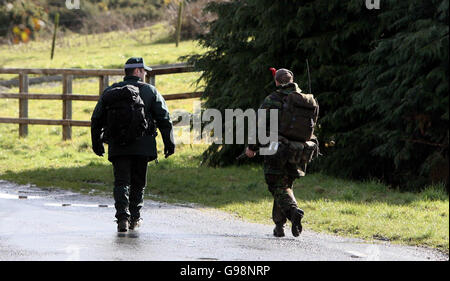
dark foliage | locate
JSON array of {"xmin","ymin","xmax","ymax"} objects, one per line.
[{"xmin": 188, "ymin": 0, "xmax": 449, "ymax": 190}]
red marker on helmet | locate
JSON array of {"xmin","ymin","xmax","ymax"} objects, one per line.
[{"xmin": 269, "ymin": 67, "xmax": 277, "ymax": 77}]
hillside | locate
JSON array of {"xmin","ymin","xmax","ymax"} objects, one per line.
[{"xmin": 0, "ymin": 0, "xmax": 164, "ymax": 40}]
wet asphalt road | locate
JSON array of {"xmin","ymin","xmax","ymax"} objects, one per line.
[{"xmin": 0, "ymin": 180, "xmax": 447, "ymax": 261}]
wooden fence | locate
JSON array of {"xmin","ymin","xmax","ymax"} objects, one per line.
[{"xmin": 0, "ymin": 63, "xmax": 202, "ymax": 140}]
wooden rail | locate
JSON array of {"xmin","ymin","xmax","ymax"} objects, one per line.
[{"xmin": 0, "ymin": 63, "xmax": 202, "ymax": 140}]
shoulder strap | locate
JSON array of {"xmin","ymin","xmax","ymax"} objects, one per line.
[
  {"xmin": 127, "ymin": 81, "xmax": 156, "ymax": 126},
  {"xmin": 312, "ymin": 97, "xmax": 319, "ymax": 123},
  {"xmin": 126, "ymin": 80, "xmax": 147, "ymax": 90}
]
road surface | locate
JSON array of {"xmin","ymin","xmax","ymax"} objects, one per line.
[{"xmin": 0, "ymin": 180, "xmax": 447, "ymax": 261}]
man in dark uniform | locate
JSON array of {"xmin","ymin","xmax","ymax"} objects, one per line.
[
  {"xmin": 246, "ymin": 68, "xmax": 309, "ymax": 238},
  {"xmin": 91, "ymin": 57, "xmax": 175, "ymax": 232}
]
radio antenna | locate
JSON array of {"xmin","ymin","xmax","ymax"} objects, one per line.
[{"xmin": 306, "ymin": 59, "xmax": 312, "ymax": 93}]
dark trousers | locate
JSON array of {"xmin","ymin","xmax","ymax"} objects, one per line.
[
  {"xmin": 265, "ymin": 174, "xmax": 298, "ymax": 226},
  {"xmin": 111, "ymin": 155, "xmax": 148, "ymax": 221}
]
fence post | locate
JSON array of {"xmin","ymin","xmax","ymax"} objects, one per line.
[
  {"xmin": 99, "ymin": 75, "xmax": 109, "ymax": 95},
  {"xmin": 62, "ymin": 74, "xmax": 73, "ymax": 140},
  {"xmin": 149, "ymin": 75, "xmax": 155, "ymax": 86},
  {"xmin": 175, "ymin": 0, "xmax": 184, "ymax": 47},
  {"xmin": 19, "ymin": 73, "xmax": 28, "ymax": 138}
]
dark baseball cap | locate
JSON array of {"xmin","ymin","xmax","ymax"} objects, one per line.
[{"xmin": 124, "ymin": 57, "xmax": 152, "ymax": 71}]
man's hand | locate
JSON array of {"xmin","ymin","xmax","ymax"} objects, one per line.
[
  {"xmin": 93, "ymin": 143, "xmax": 105, "ymax": 157},
  {"xmin": 245, "ymin": 147, "xmax": 256, "ymax": 158},
  {"xmin": 164, "ymin": 143, "xmax": 175, "ymax": 158},
  {"xmin": 91, "ymin": 126, "xmax": 105, "ymax": 157}
]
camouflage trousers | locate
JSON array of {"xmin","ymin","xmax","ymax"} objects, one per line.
[
  {"xmin": 265, "ymin": 173, "xmax": 299, "ymax": 226},
  {"xmin": 263, "ymin": 142, "xmax": 305, "ymax": 226}
]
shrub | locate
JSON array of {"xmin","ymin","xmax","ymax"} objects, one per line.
[
  {"xmin": 165, "ymin": 0, "xmax": 221, "ymax": 40},
  {"xmin": 188, "ymin": 0, "xmax": 449, "ymax": 190},
  {"xmin": 0, "ymin": 0, "xmax": 48, "ymax": 42}
]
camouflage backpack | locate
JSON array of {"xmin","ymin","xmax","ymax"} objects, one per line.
[{"xmin": 278, "ymin": 89, "xmax": 319, "ymax": 142}]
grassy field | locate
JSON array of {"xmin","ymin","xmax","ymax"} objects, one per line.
[
  {"xmin": 0, "ymin": 23, "xmax": 448, "ymax": 254},
  {"xmin": 0, "ymin": 22, "xmax": 201, "ymax": 71}
]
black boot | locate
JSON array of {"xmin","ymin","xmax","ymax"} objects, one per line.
[
  {"xmin": 129, "ymin": 218, "xmax": 142, "ymax": 230},
  {"xmin": 273, "ymin": 224, "xmax": 285, "ymax": 237},
  {"xmin": 291, "ymin": 208, "xmax": 304, "ymax": 237},
  {"xmin": 117, "ymin": 219, "xmax": 129, "ymax": 232}
]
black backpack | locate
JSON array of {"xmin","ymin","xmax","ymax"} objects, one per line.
[
  {"xmin": 279, "ymin": 90, "xmax": 319, "ymax": 142},
  {"xmin": 101, "ymin": 84, "xmax": 148, "ymax": 146}
]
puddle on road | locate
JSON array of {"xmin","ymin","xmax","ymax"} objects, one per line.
[
  {"xmin": 0, "ymin": 192, "xmax": 41, "ymax": 200},
  {"xmin": 0, "ymin": 193, "xmax": 18, "ymax": 199},
  {"xmin": 197, "ymin": 257, "xmax": 219, "ymax": 261},
  {"xmin": 116, "ymin": 232, "xmax": 140, "ymax": 239},
  {"xmin": 44, "ymin": 203, "xmax": 114, "ymax": 208}
]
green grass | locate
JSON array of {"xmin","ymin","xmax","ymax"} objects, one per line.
[
  {"xmin": 0, "ymin": 23, "xmax": 448, "ymax": 255},
  {"xmin": 0, "ymin": 131, "xmax": 448, "ymax": 253},
  {"xmin": 0, "ymin": 22, "xmax": 202, "ymax": 71}
]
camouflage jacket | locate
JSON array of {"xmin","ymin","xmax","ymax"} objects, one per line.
[{"xmin": 248, "ymin": 82, "xmax": 302, "ymax": 151}]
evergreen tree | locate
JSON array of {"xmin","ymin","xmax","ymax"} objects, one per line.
[
  {"xmin": 351, "ymin": 0, "xmax": 449, "ymax": 188},
  {"xmin": 189, "ymin": 0, "xmax": 449, "ymax": 190}
]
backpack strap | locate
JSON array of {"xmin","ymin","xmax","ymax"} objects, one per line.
[
  {"xmin": 313, "ymin": 97, "xmax": 319, "ymax": 123},
  {"xmin": 272, "ymin": 90, "xmax": 289, "ymax": 106},
  {"xmin": 130, "ymin": 81, "xmax": 158, "ymax": 137}
]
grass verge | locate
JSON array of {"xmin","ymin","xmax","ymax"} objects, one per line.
[{"xmin": 0, "ymin": 125, "xmax": 448, "ymax": 254}]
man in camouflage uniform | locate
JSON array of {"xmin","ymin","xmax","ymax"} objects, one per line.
[{"xmin": 246, "ymin": 68, "xmax": 309, "ymax": 237}]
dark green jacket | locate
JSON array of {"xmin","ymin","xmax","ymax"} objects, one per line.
[{"xmin": 91, "ymin": 76, "xmax": 173, "ymax": 162}]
